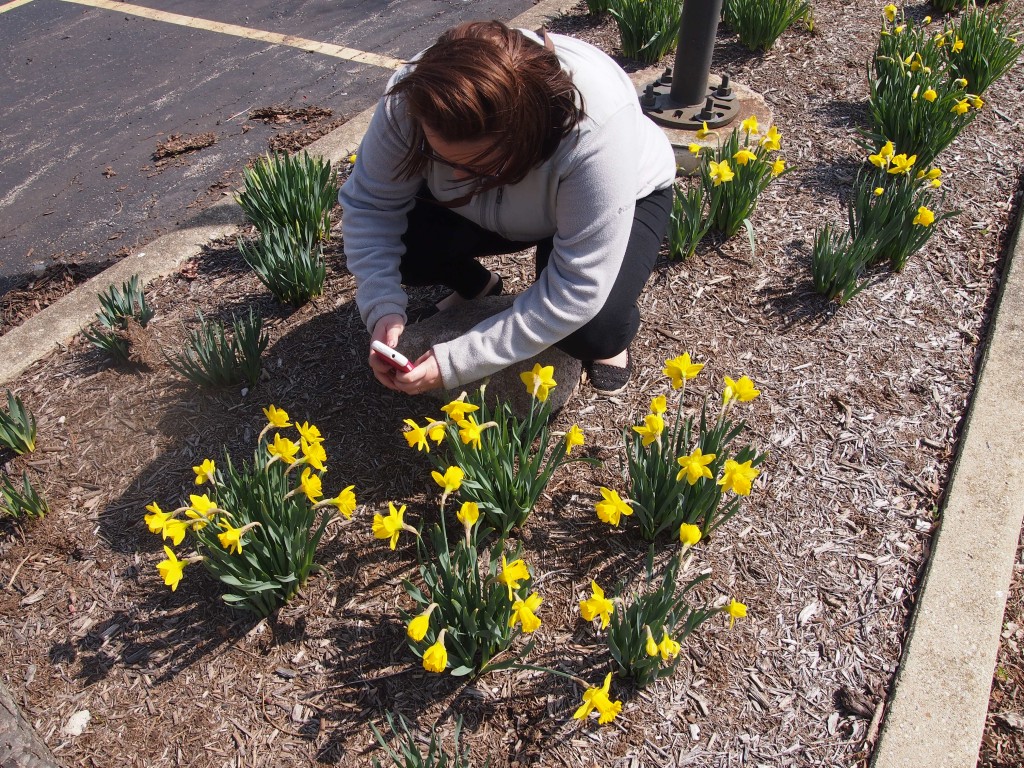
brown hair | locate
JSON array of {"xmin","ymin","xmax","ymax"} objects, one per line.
[{"xmin": 387, "ymin": 21, "xmax": 584, "ymax": 192}]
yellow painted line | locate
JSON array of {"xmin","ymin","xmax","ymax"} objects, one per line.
[
  {"xmin": 0, "ymin": 0, "xmax": 36, "ymax": 14},
  {"xmin": 59, "ymin": 0, "xmax": 404, "ymax": 70}
]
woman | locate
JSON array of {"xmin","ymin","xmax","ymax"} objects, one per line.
[{"xmin": 339, "ymin": 20, "xmax": 676, "ymax": 396}]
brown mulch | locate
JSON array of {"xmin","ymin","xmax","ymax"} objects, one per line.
[
  {"xmin": 152, "ymin": 132, "xmax": 218, "ymax": 161},
  {"xmin": 1, "ymin": 2, "xmax": 1024, "ymax": 766},
  {"xmin": 0, "ymin": 257, "xmax": 125, "ymax": 336}
]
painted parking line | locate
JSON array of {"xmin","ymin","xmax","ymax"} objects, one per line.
[
  {"xmin": 0, "ymin": 0, "xmax": 36, "ymax": 14},
  {"xmin": 58, "ymin": 0, "xmax": 404, "ymax": 70}
]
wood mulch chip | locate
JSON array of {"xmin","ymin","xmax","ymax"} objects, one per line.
[{"xmin": 2, "ymin": 1, "xmax": 1024, "ymax": 766}]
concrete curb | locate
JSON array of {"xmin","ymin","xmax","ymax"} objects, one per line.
[
  {"xmin": 1, "ymin": 2, "xmax": 1020, "ymax": 765},
  {"xmin": 870, "ymin": 201, "xmax": 1024, "ymax": 766}
]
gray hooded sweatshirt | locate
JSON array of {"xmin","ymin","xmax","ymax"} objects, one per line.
[{"xmin": 338, "ymin": 30, "xmax": 676, "ymax": 389}]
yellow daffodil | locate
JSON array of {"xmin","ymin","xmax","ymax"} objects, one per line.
[
  {"xmin": 267, "ymin": 433, "xmax": 299, "ymax": 464},
  {"xmin": 709, "ymin": 159, "xmax": 735, "ymax": 186},
  {"xmin": 759, "ymin": 125, "xmax": 782, "ymax": 151},
  {"xmin": 192, "ymin": 459, "xmax": 216, "ymax": 486},
  {"xmin": 658, "ymin": 632, "xmax": 681, "ymax": 660},
  {"xmin": 440, "ymin": 399, "xmax": 479, "ymax": 423},
  {"xmin": 458, "ymin": 416, "xmax": 492, "ymax": 449},
  {"xmin": 718, "ymin": 459, "xmax": 761, "ymax": 496},
  {"xmin": 887, "ymin": 153, "xmax": 917, "ymax": 175},
  {"xmin": 295, "ymin": 421, "xmax": 324, "ymax": 444},
  {"xmin": 565, "ymin": 424, "xmax": 585, "ymax": 454},
  {"xmin": 300, "ymin": 438, "xmax": 327, "ymax": 472},
  {"xmin": 632, "ymin": 414, "xmax": 665, "ymax": 447},
  {"xmin": 573, "ymin": 672, "xmax": 622, "ymax": 725},
  {"xmin": 431, "ymin": 466, "xmax": 464, "ymax": 496},
  {"xmin": 883, "ymin": 4, "xmax": 896, "ymax": 23},
  {"xmin": 347, "ymin": 152, "xmax": 357, "ymax": 164},
  {"xmin": 922, "ymin": 88, "xmax": 937, "ymax": 103},
  {"xmin": 926, "ymin": 168, "xmax": 942, "ymax": 180},
  {"xmin": 723, "ymin": 375, "xmax": 760, "ymax": 404},
  {"xmin": 263, "ymin": 404, "xmax": 290, "ymax": 429},
  {"xmin": 695, "ymin": 120, "xmax": 711, "ymax": 139},
  {"xmin": 688, "ymin": 143, "xmax": 702, "ymax": 156},
  {"xmin": 770, "ymin": 158, "xmax": 786, "ymax": 177},
  {"xmin": 297, "ymin": 467, "xmax": 324, "ymax": 502},
  {"xmin": 594, "ymin": 487, "xmax": 633, "ymax": 527},
  {"xmin": 422, "ymin": 629, "xmax": 448, "ymax": 673},
  {"xmin": 163, "ymin": 518, "xmax": 187, "ymax": 546},
  {"xmin": 726, "ymin": 598, "xmax": 747, "ymax": 628},
  {"xmin": 510, "ymin": 592, "xmax": 543, "ymax": 633},
  {"xmin": 645, "ymin": 625, "xmax": 659, "ymax": 657},
  {"xmin": 676, "ymin": 447, "xmax": 715, "ymax": 485},
  {"xmin": 733, "ymin": 148, "xmax": 757, "ymax": 166},
  {"xmin": 156, "ymin": 545, "xmax": 186, "ymax": 591},
  {"xmin": 874, "ymin": 187, "xmax": 885, "ymax": 196},
  {"xmin": 217, "ymin": 521, "xmax": 245, "ymax": 555},
  {"xmin": 741, "ymin": 115, "xmax": 759, "ymax": 136},
  {"xmin": 912, "ymin": 206, "xmax": 935, "ymax": 227},
  {"xmin": 649, "ymin": 395, "xmax": 667, "ymax": 415},
  {"xmin": 403, "ymin": 419, "xmax": 430, "ymax": 451},
  {"xmin": 319, "ymin": 485, "xmax": 357, "ymax": 517},
  {"xmin": 579, "ymin": 581, "xmax": 614, "ymax": 629},
  {"xmin": 663, "ymin": 353, "xmax": 704, "ymax": 389},
  {"xmin": 954, "ymin": 77, "xmax": 968, "ymax": 88},
  {"xmin": 145, "ymin": 502, "xmax": 171, "ymax": 534},
  {"xmin": 372, "ymin": 502, "xmax": 411, "ymax": 550},
  {"xmin": 894, "ymin": 24, "xmax": 905, "ymax": 34},
  {"xmin": 427, "ymin": 421, "xmax": 446, "ymax": 445},
  {"xmin": 951, "ymin": 38, "xmax": 964, "ymax": 53},
  {"xmin": 923, "ymin": 15, "xmax": 931, "ymax": 24},
  {"xmin": 456, "ymin": 500, "xmax": 480, "ymax": 528},
  {"xmin": 498, "ymin": 555, "xmax": 531, "ymax": 600},
  {"xmin": 520, "ymin": 363, "xmax": 557, "ymax": 402},
  {"xmin": 970, "ymin": 95, "xmax": 984, "ymax": 110},
  {"xmin": 679, "ymin": 522, "xmax": 702, "ymax": 547},
  {"xmin": 188, "ymin": 493, "xmax": 217, "ymax": 517},
  {"xmin": 952, "ymin": 99, "xmax": 970, "ymax": 115},
  {"xmin": 407, "ymin": 603, "xmax": 436, "ymax": 642}
]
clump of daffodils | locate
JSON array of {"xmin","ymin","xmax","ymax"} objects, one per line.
[
  {"xmin": 689, "ymin": 116, "xmax": 789, "ymax": 243},
  {"xmin": 870, "ymin": 4, "xmax": 984, "ymax": 167},
  {"xmin": 597, "ymin": 353, "xmax": 766, "ymax": 543},
  {"xmin": 593, "ymin": 552, "xmax": 745, "ymax": 688},
  {"xmin": 400, "ymin": 364, "xmax": 597, "ymax": 538},
  {"xmin": 403, "ymin": 517, "xmax": 543, "ymax": 677},
  {"xmin": 145, "ymin": 405, "xmax": 356, "ymax": 616}
]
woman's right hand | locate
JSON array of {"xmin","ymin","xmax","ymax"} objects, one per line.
[{"xmin": 369, "ymin": 314, "xmax": 407, "ymax": 390}]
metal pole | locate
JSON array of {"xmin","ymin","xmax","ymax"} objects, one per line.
[{"xmin": 670, "ymin": 0, "xmax": 725, "ymax": 107}]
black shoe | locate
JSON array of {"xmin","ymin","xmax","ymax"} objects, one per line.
[{"xmin": 586, "ymin": 349, "xmax": 632, "ymax": 396}]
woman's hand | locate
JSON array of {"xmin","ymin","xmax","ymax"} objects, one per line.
[
  {"xmin": 369, "ymin": 314, "xmax": 406, "ymax": 391},
  {"xmin": 393, "ymin": 351, "xmax": 443, "ymax": 395},
  {"xmin": 369, "ymin": 314, "xmax": 444, "ymax": 394}
]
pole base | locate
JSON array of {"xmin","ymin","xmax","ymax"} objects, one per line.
[{"xmin": 640, "ymin": 74, "xmax": 740, "ymax": 130}]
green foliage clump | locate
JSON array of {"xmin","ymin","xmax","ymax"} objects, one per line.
[
  {"xmin": 0, "ymin": 471, "xmax": 49, "ymax": 519},
  {"xmin": 0, "ymin": 390, "xmax": 37, "ymax": 455},
  {"xmin": 608, "ymin": 0, "xmax": 682, "ymax": 63},
  {"xmin": 722, "ymin": 0, "xmax": 812, "ymax": 52},
  {"xmin": 82, "ymin": 275, "xmax": 154, "ymax": 363},
  {"xmin": 167, "ymin": 308, "xmax": 268, "ymax": 389}
]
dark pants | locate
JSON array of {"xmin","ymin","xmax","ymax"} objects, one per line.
[{"xmin": 400, "ymin": 185, "xmax": 674, "ymax": 360}]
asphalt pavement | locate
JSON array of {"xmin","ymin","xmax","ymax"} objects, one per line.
[{"xmin": 0, "ymin": 0, "xmax": 535, "ymax": 293}]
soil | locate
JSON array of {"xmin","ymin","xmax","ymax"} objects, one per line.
[{"xmin": 1, "ymin": 2, "xmax": 1024, "ymax": 767}]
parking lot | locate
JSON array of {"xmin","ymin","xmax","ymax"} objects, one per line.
[{"xmin": 0, "ymin": 0, "xmax": 536, "ymax": 291}]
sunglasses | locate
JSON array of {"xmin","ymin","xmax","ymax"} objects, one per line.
[{"xmin": 418, "ymin": 137, "xmax": 508, "ymax": 183}]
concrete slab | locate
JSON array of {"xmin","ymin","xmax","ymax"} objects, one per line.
[{"xmin": 870, "ymin": 196, "xmax": 1024, "ymax": 765}]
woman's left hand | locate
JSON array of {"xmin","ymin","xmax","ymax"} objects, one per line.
[{"xmin": 393, "ymin": 350, "xmax": 443, "ymax": 395}]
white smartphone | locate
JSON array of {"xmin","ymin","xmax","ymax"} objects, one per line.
[{"xmin": 370, "ymin": 340, "xmax": 415, "ymax": 373}]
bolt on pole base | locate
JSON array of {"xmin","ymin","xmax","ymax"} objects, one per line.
[{"xmin": 640, "ymin": 70, "xmax": 741, "ymax": 130}]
